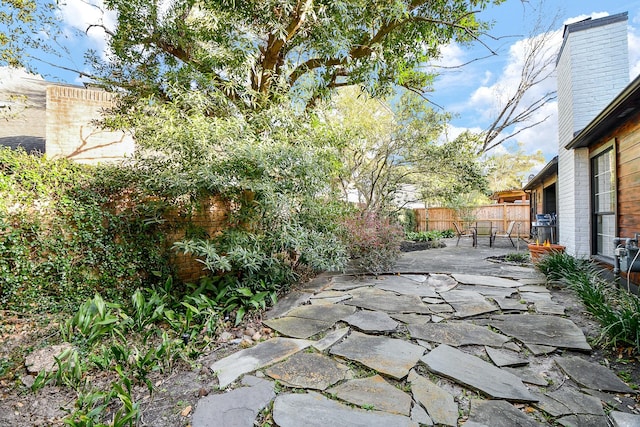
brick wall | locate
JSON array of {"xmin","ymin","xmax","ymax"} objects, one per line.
[
  {"xmin": 164, "ymin": 196, "xmax": 230, "ymax": 284},
  {"xmin": 45, "ymin": 85, "xmax": 135, "ymax": 164},
  {"xmin": 557, "ymin": 14, "xmax": 629, "ymax": 257}
]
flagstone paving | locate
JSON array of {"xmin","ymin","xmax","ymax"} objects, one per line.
[{"xmin": 195, "ymin": 245, "xmax": 638, "ymax": 426}]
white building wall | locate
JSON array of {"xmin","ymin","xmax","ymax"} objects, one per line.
[{"xmin": 557, "ymin": 15, "xmax": 629, "ymax": 257}]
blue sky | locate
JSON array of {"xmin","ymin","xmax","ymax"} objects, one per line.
[
  {"xmin": 11, "ymin": 0, "xmax": 640, "ymax": 164},
  {"xmin": 429, "ymin": 0, "xmax": 640, "ymax": 162}
]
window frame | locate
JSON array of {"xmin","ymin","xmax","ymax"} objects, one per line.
[{"xmin": 590, "ymin": 140, "xmax": 617, "ymax": 258}]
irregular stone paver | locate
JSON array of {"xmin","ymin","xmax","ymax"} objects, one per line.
[
  {"xmin": 421, "ymin": 344, "xmax": 537, "ymax": 402},
  {"xmin": 265, "ymin": 352, "xmax": 349, "ymax": 390},
  {"xmin": 264, "ymin": 303, "xmax": 357, "ymax": 338},
  {"xmin": 494, "ymin": 296, "xmax": 528, "ymax": 311},
  {"xmin": 439, "ymin": 290, "xmax": 499, "ymax": 318},
  {"xmin": 331, "ymin": 275, "xmax": 377, "ymax": 290},
  {"xmin": 375, "ymin": 281, "xmax": 438, "ymax": 298},
  {"xmin": 535, "ymin": 387, "xmax": 604, "ymax": 417},
  {"xmin": 525, "ymin": 343, "xmax": 557, "ymax": 355},
  {"xmin": 402, "ymin": 274, "xmax": 428, "ymax": 283},
  {"xmin": 555, "ymin": 356, "xmax": 634, "ymax": 393},
  {"xmin": 391, "ymin": 313, "xmax": 431, "ymax": 324},
  {"xmin": 343, "ymin": 310, "xmax": 398, "ymax": 332},
  {"xmin": 330, "ymin": 331, "xmax": 424, "ymax": 379},
  {"xmin": 502, "ymin": 366, "xmax": 549, "ymax": 386},
  {"xmin": 309, "ymin": 291, "xmax": 352, "ymax": 305},
  {"xmin": 272, "ymin": 392, "xmax": 418, "ymax": 427},
  {"xmin": 485, "ymin": 346, "xmax": 528, "ymax": 367},
  {"xmin": 424, "ymin": 303, "xmax": 455, "ymax": 313},
  {"xmin": 610, "ymin": 411, "xmax": 640, "ymax": 427},
  {"xmin": 556, "ymin": 414, "xmax": 608, "ymax": 427},
  {"xmin": 421, "ymin": 297, "xmax": 444, "ymax": 304},
  {"xmin": 210, "ymin": 337, "xmax": 311, "ymax": 388},
  {"xmin": 264, "ymin": 291, "xmax": 310, "ymax": 319},
  {"xmin": 456, "ymin": 285, "xmax": 517, "ymax": 298},
  {"xmin": 582, "ymin": 389, "xmax": 638, "ymax": 412},
  {"xmin": 518, "ymin": 285, "xmax": 551, "ymax": 293},
  {"xmin": 262, "ymin": 317, "xmax": 334, "ymax": 339},
  {"xmin": 490, "ymin": 315, "xmax": 591, "ymax": 351},
  {"xmin": 192, "ymin": 376, "xmax": 274, "ymax": 427},
  {"xmin": 328, "ymin": 375, "xmax": 412, "ymax": 416},
  {"xmin": 345, "ymin": 287, "xmax": 432, "ymax": 314},
  {"xmin": 520, "ymin": 292, "xmax": 565, "ymax": 315},
  {"xmin": 518, "ymin": 277, "xmax": 547, "ymax": 285},
  {"xmin": 408, "ymin": 322, "xmax": 510, "ymax": 347},
  {"xmin": 410, "ymin": 402, "xmax": 433, "ymax": 426},
  {"xmin": 452, "ymin": 274, "xmax": 521, "ymax": 288},
  {"xmin": 312, "ymin": 327, "xmax": 350, "ymax": 352},
  {"xmin": 426, "ymin": 274, "xmax": 458, "ymax": 292},
  {"xmin": 408, "ymin": 370, "xmax": 458, "ymax": 426},
  {"xmin": 286, "ymin": 304, "xmax": 357, "ymax": 322},
  {"xmin": 467, "ymin": 399, "xmax": 543, "ymax": 427}
]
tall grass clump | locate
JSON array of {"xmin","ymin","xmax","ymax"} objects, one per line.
[{"xmin": 537, "ymin": 252, "xmax": 640, "ymax": 352}]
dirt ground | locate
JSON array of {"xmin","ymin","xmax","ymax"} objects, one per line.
[{"xmin": 1, "ymin": 253, "xmax": 640, "ymax": 427}]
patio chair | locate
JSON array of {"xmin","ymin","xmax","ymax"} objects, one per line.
[
  {"xmin": 453, "ymin": 222, "xmax": 476, "ymax": 247},
  {"xmin": 491, "ymin": 220, "xmax": 516, "ymax": 247}
]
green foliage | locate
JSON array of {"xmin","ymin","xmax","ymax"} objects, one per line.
[
  {"xmin": 340, "ymin": 211, "xmax": 404, "ymax": 274},
  {"xmin": 82, "ymin": 0, "xmax": 500, "ymax": 112},
  {"xmin": 405, "ymin": 230, "xmax": 446, "ymax": 242},
  {"xmin": 538, "ymin": 253, "xmax": 640, "ymax": 353},
  {"xmin": 484, "ymin": 142, "xmax": 546, "ymax": 192},
  {"xmin": 504, "ymin": 252, "xmax": 530, "ymax": 263},
  {"xmin": 0, "ymin": 148, "xmax": 172, "ymax": 313},
  {"xmin": 396, "ymin": 209, "xmax": 417, "ymax": 233}
]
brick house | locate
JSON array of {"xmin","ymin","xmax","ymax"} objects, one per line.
[
  {"xmin": 0, "ymin": 68, "xmax": 134, "ymax": 164},
  {"xmin": 556, "ymin": 12, "xmax": 640, "ymax": 269}
]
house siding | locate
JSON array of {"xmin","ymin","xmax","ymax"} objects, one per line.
[{"xmin": 557, "ymin": 14, "xmax": 629, "ymax": 257}]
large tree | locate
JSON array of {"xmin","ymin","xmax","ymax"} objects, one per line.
[
  {"xmin": 321, "ymin": 87, "xmax": 487, "ymax": 211},
  {"xmin": 64, "ymin": 0, "xmax": 502, "ymax": 113}
]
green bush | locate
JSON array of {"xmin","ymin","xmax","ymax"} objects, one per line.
[
  {"xmin": 340, "ymin": 211, "xmax": 404, "ymax": 274},
  {"xmin": 0, "ymin": 148, "xmax": 172, "ymax": 312},
  {"xmin": 406, "ymin": 230, "xmax": 445, "ymax": 242},
  {"xmin": 538, "ymin": 252, "xmax": 640, "ymax": 353}
]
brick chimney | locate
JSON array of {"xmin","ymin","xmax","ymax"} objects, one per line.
[{"xmin": 556, "ymin": 12, "xmax": 629, "ymax": 257}]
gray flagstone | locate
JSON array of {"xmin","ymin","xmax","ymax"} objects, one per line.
[
  {"xmin": 311, "ymin": 327, "xmax": 350, "ymax": 352},
  {"xmin": 426, "ymin": 274, "xmax": 458, "ymax": 292},
  {"xmin": 490, "ymin": 314, "xmax": 591, "ymax": 351},
  {"xmin": 262, "ymin": 317, "xmax": 334, "ymax": 339},
  {"xmin": 375, "ymin": 281, "xmax": 438, "ymax": 298},
  {"xmin": 402, "ymin": 274, "xmax": 428, "ymax": 283},
  {"xmin": 192, "ymin": 376, "xmax": 275, "ymax": 427},
  {"xmin": 494, "ymin": 296, "xmax": 528, "ymax": 311},
  {"xmin": 410, "ymin": 402, "xmax": 433, "ymax": 426},
  {"xmin": 264, "ymin": 352, "xmax": 349, "ymax": 390},
  {"xmin": 421, "ymin": 344, "xmax": 537, "ymax": 402},
  {"xmin": 330, "ymin": 331, "xmax": 424, "ymax": 379},
  {"xmin": 328, "ymin": 374, "xmax": 412, "ymax": 416},
  {"xmin": 390, "ymin": 313, "xmax": 432, "ymax": 325},
  {"xmin": 452, "ymin": 274, "xmax": 521, "ymax": 288},
  {"xmin": 467, "ymin": 399, "xmax": 543, "ymax": 427},
  {"xmin": 502, "ymin": 366, "xmax": 549, "ymax": 386},
  {"xmin": 272, "ymin": 392, "xmax": 419, "ymax": 427},
  {"xmin": 408, "ymin": 322, "xmax": 510, "ymax": 347},
  {"xmin": 534, "ymin": 387, "xmax": 604, "ymax": 417},
  {"xmin": 284, "ymin": 303, "xmax": 357, "ymax": 322},
  {"xmin": 264, "ymin": 291, "xmax": 311, "ymax": 319},
  {"xmin": 344, "ymin": 287, "xmax": 432, "ymax": 314},
  {"xmin": 342, "ymin": 310, "xmax": 399, "ymax": 332},
  {"xmin": 610, "ymin": 411, "xmax": 640, "ymax": 427},
  {"xmin": 485, "ymin": 346, "xmax": 529, "ymax": 367},
  {"xmin": 555, "ymin": 356, "xmax": 633, "ymax": 393},
  {"xmin": 210, "ymin": 337, "xmax": 311, "ymax": 388},
  {"xmin": 556, "ymin": 414, "xmax": 608, "ymax": 427},
  {"xmin": 439, "ymin": 289, "xmax": 499, "ymax": 318},
  {"xmin": 408, "ymin": 370, "xmax": 458, "ymax": 426},
  {"xmin": 456, "ymin": 284, "xmax": 517, "ymax": 298},
  {"xmin": 518, "ymin": 285, "xmax": 551, "ymax": 293}
]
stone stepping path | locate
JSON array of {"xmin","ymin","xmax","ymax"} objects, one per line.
[{"xmin": 195, "ymin": 272, "xmax": 638, "ymax": 426}]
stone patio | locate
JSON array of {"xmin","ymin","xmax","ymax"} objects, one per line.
[{"xmin": 192, "ymin": 239, "xmax": 640, "ymax": 426}]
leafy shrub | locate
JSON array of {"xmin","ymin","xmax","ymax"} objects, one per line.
[
  {"xmin": 396, "ymin": 208, "xmax": 417, "ymax": 233},
  {"xmin": 0, "ymin": 148, "xmax": 172, "ymax": 312},
  {"xmin": 406, "ymin": 230, "xmax": 445, "ymax": 242},
  {"xmin": 504, "ymin": 252, "xmax": 530, "ymax": 263},
  {"xmin": 538, "ymin": 252, "xmax": 640, "ymax": 352},
  {"xmin": 340, "ymin": 211, "xmax": 404, "ymax": 274},
  {"xmin": 441, "ymin": 229, "xmax": 455, "ymax": 238}
]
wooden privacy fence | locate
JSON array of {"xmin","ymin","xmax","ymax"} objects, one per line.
[{"xmin": 414, "ymin": 203, "xmax": 530, "ymax": 237}]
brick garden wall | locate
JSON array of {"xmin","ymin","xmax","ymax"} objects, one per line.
[
  {"xmin": 45, "ymin": 85, "xmax": 135, "ymax": 164},
  {"xmin": 164, "ymin": 196, "xmax": 230, "ymax": 284}
]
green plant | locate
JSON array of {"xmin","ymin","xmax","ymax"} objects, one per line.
[
  {"xmin": 405, "ymin": 230, "xmax": 445, "ymax": 242},
  {"xmin": 61, "ymin": 294, "xmax": 122, "ymax": 348},
  {"xmin": 504, "ymin": 252, "xmax": 530, "ymax": 263},
  {"xmin": 340, "ymin": 211, "xmax": 404, "ymax": 274}
]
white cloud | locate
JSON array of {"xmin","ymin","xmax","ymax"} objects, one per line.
[{"xmin": 59, "ymin": 0, "xmax": 116, "ymax": 61}]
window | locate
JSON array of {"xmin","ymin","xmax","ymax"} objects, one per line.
[{"xmin": 591, "ymin": 145, "xmax": 616, "ymax": 257}]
